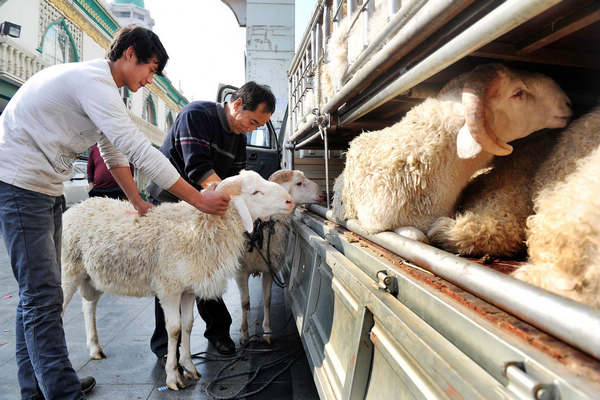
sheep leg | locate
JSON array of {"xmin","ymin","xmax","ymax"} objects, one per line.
[
  {"xmin": 79, "ymin": 277, "xmax": 106, "ymax": 359},
  {"xmin": 261, "ymin": 272, "xmax": 273, "ymax": 345},
  {"xmin": 178, "ymin": 292, "xmax": 200, "ymax": 380},
  {"xmin": 61, "ymin": 272, "xmax": 84, "ymax": 318},
  {"xmin": 235, "ymin": 271, "xmax": 251, "ymax": 344},
  {"xmin": 159, "ymin": 294, "xmax": 185, "ymax": 390}
]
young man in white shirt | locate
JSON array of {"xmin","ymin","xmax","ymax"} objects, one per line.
[{"xmin": 0, "ymin": 26, "xmax": 230, "ymax": 400}]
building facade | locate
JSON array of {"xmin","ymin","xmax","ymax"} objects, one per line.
[
  {"xmin": 0, "ymin": 0, "xmax": 186, "ymax": 144},
  {"xmin": 109, "ymin": 0, "xmax": 154, "ymax": 30},
  {"xmin": 0, "ymin": 0, "xmax": 187, "ymax": 192},
  {"xmin": 222, "ymin": 0, "xmax": 295, "ymax": 134}
]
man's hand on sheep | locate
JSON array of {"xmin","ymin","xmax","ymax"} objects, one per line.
[
  {"xmin": 196, "ymin": 189, "xmax": 230, "ymax": 215},
  {"xmin": 165, "ymin": 176, "xmax": 230, "ymax": 215},
  {"xmin": 130, "ymin": 198, "xmax": 155, "ymax": 216}
]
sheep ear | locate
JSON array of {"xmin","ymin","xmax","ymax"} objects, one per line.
[
  {"xmin": 216, "ymin": 178, "xmax": 242, "ymax": 196},
  {"xmin": 456, "ymin": 124, "xmax": 483, "ymax": 159},
  {"xmin": 269, "ymin": 169, "xmax": 294, "ymax": 183},
  {"xmin": 231, "ymin": 196, "xmax": 254, "ymax": 233}
]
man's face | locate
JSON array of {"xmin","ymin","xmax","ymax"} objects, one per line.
[
  {"xmin": 229, "ymin": 99, "xmax": 272, "ymax": 134},
  {"xmin": 123, "ymin": 49, "xmax": 159, "ymax": 92}
]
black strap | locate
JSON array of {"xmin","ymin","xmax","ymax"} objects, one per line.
[{"xmin": 244, "ymin": 220, "xmax": 287, "ymax": 288}]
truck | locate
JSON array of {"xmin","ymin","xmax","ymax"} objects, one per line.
[{"xmin": 279, "ymin": 1, "xmax": 600, "ymax": 399}]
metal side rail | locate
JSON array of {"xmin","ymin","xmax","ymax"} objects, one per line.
[
  {"xmin": 305, "ymin": 204, "xmax": 600, "ymax": 360},
  {"xmin": 284, "ymin": 206, "xmax": 600, "ymax": 399}
]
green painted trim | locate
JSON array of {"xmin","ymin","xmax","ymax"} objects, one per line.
[
  {"xmin": 0, "ymin": 79, "xmax": 19, "ymax": 99},
  {"xmin": 36, "ymin": 18, "xmax": 80, "ymax": 61},
  {"xmin": 73, "ymin": 0, "xmax": 119, "ymax": 37},
  {"xmin": 156, "ymin": 75, "xmax": 188, "ymax": 107},
  {"xmin": 114, "ymin": 0, "xmax": 145, "ymax": 7}
]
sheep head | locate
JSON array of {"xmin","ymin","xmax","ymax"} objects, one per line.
[
  {"xmin": 217, "ymin": 170, "xmax": 294, "ymax": 233},
  {"xmin": 269, "ymin": 169, "xmax": 324, "ymax": 205},
  {"xmin": 453, "ymin": 64, "xmax": 572, "ymax": 158}
]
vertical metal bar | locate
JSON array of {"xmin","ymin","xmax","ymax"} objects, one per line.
[
  {"xmin": 364, "ymin": 0, "xmax": 373, "ymax": 48},
  {"xmin": 389, "ymin": 0, "xmax": 401, "ymax": 15},
  {"xmin": 348, "ymin": 0, "xmax": 357, "ymax": 18},
  {"xmin": 323, "ymin": 126, "xmax": 330, "ymax": 210},
  {"xmin": 323, "ymin": 2, "xmax": 331, "ymax": 50}
]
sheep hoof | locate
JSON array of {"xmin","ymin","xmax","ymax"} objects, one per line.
[
  {"xmin": 166, "ymin": 369, "xmax": 185, "ymax": 391},
  {"xmin": 240, "ymin": 333, "xmax": 249, "ymax": 345},
  {"xmin": 183, "ymin": 368, "xmax": 200, "ymax": 380},
  {"xmin": 90, "ymin": 350, "xmax": 106, "ymax": 360},
  {"xmin": 263, "ymin": 333, "xmax": 272, "ymax": 345},
  {"xmin": 167, "ymin": 382, "xmax": 179, "ymax": 391}
]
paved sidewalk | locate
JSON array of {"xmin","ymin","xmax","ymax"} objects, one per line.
[{"xmin": 0, "ymin": 238, "xmax": 318, "ymax": 400}]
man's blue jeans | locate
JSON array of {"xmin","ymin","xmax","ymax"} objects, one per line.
[{"xmin": 0, "ymin": 181, "xmax": 84, "ymax": 400}]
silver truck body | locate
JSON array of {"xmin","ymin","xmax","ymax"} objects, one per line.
[{"xmin": 282, "ymin": 1, "xmax": 600, "ymax": 399}]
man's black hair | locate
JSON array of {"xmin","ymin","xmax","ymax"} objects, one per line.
[
  {"xmin": 107, "ymin": 26, "xmax": 169, "ymax": 76},
  {"xmin": 231, "ymin": 81, "xmax": 276, "ymax": 114}
]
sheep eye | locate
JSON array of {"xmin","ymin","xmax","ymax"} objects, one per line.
[
  {"xmin": 296, "ymin": 182, "xmax": 302, "ymax": 186},
  {"xmin": 512, "ymin": 89, "xmax": 524, "ymax": 99},
  {"xmin": 252, "ymin": 190, "xmax": 263, "ymax": 195}
]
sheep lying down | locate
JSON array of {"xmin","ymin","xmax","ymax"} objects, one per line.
[
  {"xmin": 61, "ymin": 170, "xmax": 294, "ymax": 390},
  {"xmin": 333, "ymin": 63, "xmax": 572, "ymax": 241},
  {"xmin": 431, "ymin": 106, "xmax": 600, "ymax": 307}
]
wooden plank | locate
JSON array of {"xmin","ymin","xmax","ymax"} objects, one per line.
[
  {"xmin": 472, "ymin": 42, "xmax": 600, "ymax": 70},
  {"xmin": 518, "ymin": 4, "xmax": 600, "ymax": 54}
]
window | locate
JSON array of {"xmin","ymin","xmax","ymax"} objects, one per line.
[
  {"xmin": 134, "ymin": 12, "xmax": 145, "ymax": 20},
  {"xmin": 246, "ymin": 126, "xmax": 271, "ymax": 148},
  {"xmin": 39, "ymin": 18, "xmax": 78, "ymax": 65},
  {"xmin": 142, "ymin": 95, "xmax": 157, "ymax": 126},
  {"xmin": 165, "ymin": 112, "xmax": 174, "ymax": 131},
  {"xmin": 120, "ymin": 87, "xmax": 131, "ymax": 109},
  {"xmin": 114, "ymin": 11, "xmax": 131, "ymax": 18}
]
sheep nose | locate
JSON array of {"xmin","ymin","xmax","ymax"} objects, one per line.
[{"xmin": 286, "ymin": 199, "xmax": 294, "ymax": 208}]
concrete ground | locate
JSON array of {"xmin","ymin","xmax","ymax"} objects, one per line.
[{"xmin": 0, "ymin": 237, "xmax": 318, "ymax": 400}]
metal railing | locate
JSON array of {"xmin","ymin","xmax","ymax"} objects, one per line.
[{"xmin": 0, "ymin": 37, "xmax": 48, "ymax": 85}]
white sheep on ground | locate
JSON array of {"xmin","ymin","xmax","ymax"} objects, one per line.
[
  {"xmin": 332, "ymin": 64, "xmax": 572, "ymax": 240},
  {"xmin": 235, "ymin": 170, "xmax": 323, "ymax": 345},
  {"xmin": 60, "ymin": 170, "xmax": 294, "ymax": 391}
]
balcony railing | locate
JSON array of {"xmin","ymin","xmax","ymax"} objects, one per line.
[{"xmin": 0, "ymin": 37, "xmax": 49, "ymax": 85}]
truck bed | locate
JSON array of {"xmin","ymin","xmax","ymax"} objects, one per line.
[
  {"xmin": 284, "ymin": 208, "xmax": 600, "ymax": 399},
  {"xmin": 283, "ymin": 1, "xmax": 600, "ymax": 398}
]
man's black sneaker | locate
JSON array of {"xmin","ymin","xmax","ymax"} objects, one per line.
[
  {"xmin": 29, "ymin": 376, "xmax": 95, "ymax": 399},
  {"xmin": 80, "ymin": 376, "xmax": 96, "ymax": 395},
  {"xmin": 208, "ymin": 336, "xmax": 236, "ymax": 355}
]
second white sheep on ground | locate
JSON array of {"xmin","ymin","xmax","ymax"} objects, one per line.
[{"xmin": 235, "ymin": 169, "xmax": 323, "ymax": 344}]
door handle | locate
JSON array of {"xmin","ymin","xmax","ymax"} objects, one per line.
[{"xmin": 248, "ymin": 153, "xmax": 258, "ymax": 161}]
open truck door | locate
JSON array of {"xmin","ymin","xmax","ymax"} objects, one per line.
[{"xmin": 217, "ymin": 84, "xmax": 280, "ymax": 179}]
